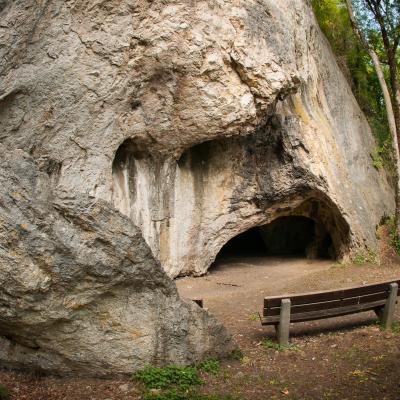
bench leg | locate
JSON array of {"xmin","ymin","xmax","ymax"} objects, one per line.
[
  {"xmin": 277, "ymin": 299, "xmax": 291, "ymax": 346},
  {"xmin": 380, "ymin": 283, "xmax": 398, "ymax": 330}
]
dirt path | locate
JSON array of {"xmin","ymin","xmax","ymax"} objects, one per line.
[
  {"xmin": 176, "ymin": 256, "xmax": 400, "ymax": 345},
  {"xmin": 175, "ymin": 256, "xmax": 400, "ymax": 400}
]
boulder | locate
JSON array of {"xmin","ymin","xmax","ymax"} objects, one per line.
[{"xmin": 0, "ymin": 145, "xmax": 233, "ymax": 376}]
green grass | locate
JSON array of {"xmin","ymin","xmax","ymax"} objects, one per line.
[
  {"xmin": 0, "ymin": 385, "xmax": 10, "ymax": 400},
  {"xmin": 391, "ymin": 321, "xmax": 400, "ymax": 334},
  {"xmin": 377, "ymin": 320, "xmax": 400, "ymax": 334},
  {"xmin": 262, "ymin": 338, "xmax": 301, "ymax": 352}
]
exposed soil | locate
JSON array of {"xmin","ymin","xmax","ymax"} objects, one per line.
[
  {"xmin": 177, "ymin": 256, "xmax": 400, "ymax": 339},
  {"xmin": 2, "ymin": 255, "xmax": 400, "ymax": 400}
]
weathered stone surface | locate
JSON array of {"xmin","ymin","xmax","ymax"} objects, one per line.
[
  {"xmin": 0, "ymin": 144, "xmax": 233, "ymax": 376},
  {"xmin": 0, "ymin": 0, "xmax": 395, "ymax": 373}
]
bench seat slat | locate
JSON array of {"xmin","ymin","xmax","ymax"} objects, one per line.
[
  {"xmin": 263, "ymin": 292, "xmax": 388, "ymax": 317},
  {"xmin": 260, "ymin": 299, "xmax": 387, "ymax": 325},
  {"xmin": 264, "ymin": 280, "xmax": 400, "ymax": 309}
]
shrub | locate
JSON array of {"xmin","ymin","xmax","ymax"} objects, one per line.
[
  {"xmin": 144, "ymin": 391, "xmax": 240, "ymax": 400},
  {"xmin": 197, "ymin": 359, "xmax": 220, "ymax": 375},
  {"xmin": 386, "ymin": 216, "xmax": 400, "ymax": 255},
  {"xmin": 230, "ymin": 348, "xmax": 244, "ymax": 361},
  {"xmin": 134, "ymin": 365, "xmax": 202, "ymax": 391}
]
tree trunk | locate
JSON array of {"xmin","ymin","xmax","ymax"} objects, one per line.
[
  {"xmin": 388, "ymin": 57, "xmax": 400, "ymax": 141},
  {"xmin": 345, "ymin": 0, "xmax": 400, "ymax": 233},
  {"xmin": 382, "ymin": 41, "xmax": 400, "ymax": 146}
]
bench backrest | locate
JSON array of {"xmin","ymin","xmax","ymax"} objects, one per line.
[{"xmin": 263, "ymin": 280, "xmax": 400, "ymax": 318}]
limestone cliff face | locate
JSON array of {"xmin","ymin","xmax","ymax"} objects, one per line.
[{"xmin": 0, "ymin": 0, "xmax": 395, "ymax": 373}]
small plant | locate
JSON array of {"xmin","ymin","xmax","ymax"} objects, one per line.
[
  {"xmin": 134, "ymin": 365, "xmax": 202, "ymax": 391},
  {"xmin": 0, "ymin": 385, "xmax": 10, "ymax": 400},
  {"xmin": 221, "ymin": 370, "xmax": 231, "ymax": 382},
  {"xmin": 385, "ymin": 216, "xmax": 400, "ymax": 255},
  {"xmin": 331, "ymin": 260, "xmax": 346, "ymax": 268},
  {"xmin": 369, "ymin": 142, "xmax": 395, "ymax": 174},
  {"xmin": 198, "ymin": 359, "xmax": 220, "ymax": 375},
  {"xmin": 144, "ymin": 390, "xmax": 186, "ymax": 400},
  {"xmin": 353, "ymin": 253, "xmax": 364, "ymax": 265},
  {"xmin": 371, "ymin": 149, "xmax": 384, "ymax": 170},
  {"xmin": 143, "ymin": 390, "xmax": 240, "ymax": 400},
  {"xmin": 349, "ymin": 369, "xmax": 368, "ymax": 383},
  {"xmin": 391, "ymin": 321, "xmax": 400, "ymax": 334},
  {"xmin": 352, "ymin": 248, "xmax": 377, "ymax": 265},
  {"xmin": 248, "ymin": 313, "xmax": 259, "ymax": 322},
  {"xmin": 135, "ymin": 365, "xmax": 241, "ymax": 400},
  {"xmin": 378, "ymin": 320, "xmax": 400, "ymax": 334},
  {"xmin": 262, "ymin": 338, "xmax": 300, "ymax": 352},
  {"xmin": 230, "ymin": 347, "xmax": 244, "ymax": 361}
]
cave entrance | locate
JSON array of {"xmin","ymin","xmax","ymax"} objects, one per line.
[{"xmin": 215, "ymin": 216, "xmax": 335, "ymax": 262}]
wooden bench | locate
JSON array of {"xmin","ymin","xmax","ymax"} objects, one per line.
[{"xmin": 260, "ymin": 280, "xmax": 399, "ymax": 345}]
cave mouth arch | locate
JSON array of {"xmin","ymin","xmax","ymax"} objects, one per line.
[{"xmin": 216, "ymin": 216, "xmax": 335, "ymax": 261}]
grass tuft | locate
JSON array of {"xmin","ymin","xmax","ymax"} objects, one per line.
[
  {"xmin": 391, "ymin": 321, "xmax": 400, "ymax": 334},
  {"xmin": 262, "ymin": 338, "xmax": 301, "ymax": 352}
]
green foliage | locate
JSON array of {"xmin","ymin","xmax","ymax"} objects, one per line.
[
  {"xmin": 0, "ymin": 385, "xmax": 10, "ymax": 400},
  {"xmin": 134, "ymin": 365, "xmax": 203, "ymax": 391},
  {"xmin": 384, "ymin": 216, "xmax": 400, "ymax": 254},
  {"xmin": 312, "ymin": 0, "xmax": 393, "ymax": 170},
  {"xmin": 371, "ymin": 148, "xmax": 384, "ymax": 169},
  {"xmin": 143, "ymin": 391, "xmax": 239, "ymax": 400},
  {"xmin": 230, "ymin": 348, "xmax": 244, "ymax": 361},
  {"xmin": 352, "ymin": 248, "xmax": 377, "ymax": 264},
  {"xmin": 390, "ymin": 321, "xmax": 400, "ymax": 334},
  {"xmin": 377, "ymin": 319, "xmax": 400, "ymax": 333},
  {"xmin": 261, "ymin": 338, "xmax": 301, "ymax": 352},
  {"xmin": 135, "ymin": 364, "xmax": 240, "ymax": 400},
  {"xmin": 248, "ymin": 313, "xmax": 259, "ymax": 322},
  {"xmin": 197, "ymin": 359, "xmax": 220, "ymax": 375},
  {"xmin": 144, "ymin": 390, "xmax": 185, "ymax": 400},
  {"xmin": 371, "ymin": 141, "xmax": 396, "ymax": 183},
  {"xmin": 353, "ymin": 0, "xmax": 400, "ymax": 52}
]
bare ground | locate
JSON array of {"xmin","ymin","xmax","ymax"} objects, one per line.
[
  {"xmin": 2, "ymin": 254, "xmax": 400, "ymax": 400},
  {"xmin": 176, "ymin": 255, "xmax": 400, "ymax": 342}
]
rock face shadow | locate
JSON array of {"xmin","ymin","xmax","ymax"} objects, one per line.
[{"xmin": 216, "ymin": 216, "xmax": 335, "ymax": 261}]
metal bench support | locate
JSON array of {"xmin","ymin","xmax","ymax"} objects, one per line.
[
  {"xmin": 277, "ymin": 298, "xmax": 291, "ymax": 346},
  {"xmin": 381, "ymin": 282, "xmax": 398, "ymax": 330}
]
